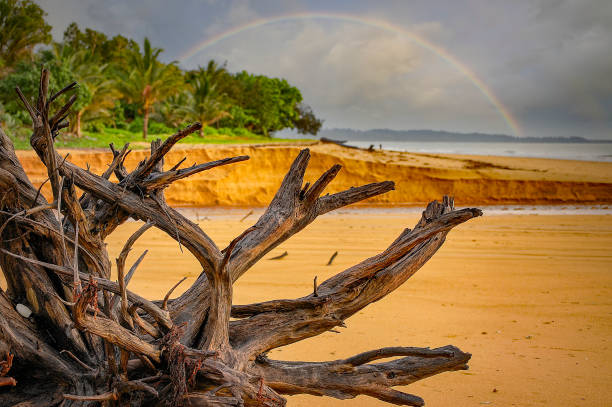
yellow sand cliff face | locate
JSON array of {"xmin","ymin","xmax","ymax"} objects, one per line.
[{"xmin": 15, "ymin": 142, "xmax": 612, "ymax": 206}]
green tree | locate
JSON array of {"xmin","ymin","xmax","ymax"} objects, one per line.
[
  {"xmin": 155, "ymin": 93, "xmax": 189, "ymax": 129},
  {"xmin": 62, "ymin": 22, "xmax": 138, "ymax": 66},
  {"xmin": 63, "ymin": 22, "xmax": 107, "ymax": 59},
  {"xmin": 0, "ymin": 56, "xmax": 92, "ymax": 130},
  {"xmin": 49, "ymin": 43, "xmax": 118, "ymax": 137},
  {"xmin": 180, "ymin": 67, "xmax": 230, "ymax": 137},
  {"xmin": 233, "ymin": 72, "xmax": 302, "ymax": 137},
  {"xmin": 294, "ymin": 103, "xmax": 323, "ymax": 135},
  {"xmin": 190, "ymin": 60, "xmax": 322, "ymax": 137},
  {"xmin": 0, "ymin": 44, "xmax": 118, "ymax": 138},
  {"xmin": 0, "ymin": 0, "xmax": 51, "ymax": 76},
  {"xmin": 116, "ymin": 37, "xmax": 183, "ymax": 139},
  {"xmin": 196, "ymin": 59, "xmax": 227, "ymax": 84}
]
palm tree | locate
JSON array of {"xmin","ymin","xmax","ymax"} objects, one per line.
[
  {"xmin": 154, "ymin": 92, "xmax": 189, "ymax": 130},
  {"xmin": 116, "ymin": 38, "xmax": 183, "ymax": 139},
  {"xmin": 201, "ymin": 59, "xmax": 227, "ymax": 85},
  {"xmin": 50, "ymin": 43, "xmax": 118, "ymax": 137},
  {"xmin": 180, "ymin": 67, "xmax": 230, "ymax": 137}
]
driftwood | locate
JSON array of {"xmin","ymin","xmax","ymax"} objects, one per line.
[
  {"xmin": 268, "ymin": 251, "xmax": 288, "ymax": 261},
  {"xmin": 319, "ymin": 137, "xmax": 347, "ymax": 145},
  {"xmin": 319, "ymin": 137, "xmax": 362, "ymax": 150},
  {"xmin": 240, "ymin": 210, "xmax": 254, "ymax": 222},
  {"xmin": 326, "ymin": 251, "xmax": 338, "ymax": 265},
  {"xmin": 0, "ymin": 69, "xmax": 481, "ymax": 406}
]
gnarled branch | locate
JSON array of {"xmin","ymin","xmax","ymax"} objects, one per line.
[
  {"xmin": 0, "ymin": 69, "xmax": 479, "ymax": 407},
  {"xmin": 251, "ymin": 344, "xmax": 470, "ymax": 406}
]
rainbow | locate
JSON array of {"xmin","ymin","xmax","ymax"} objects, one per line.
[{"xmin": 180, "ymin": 12, "xmax": 523, "ymax": 137}]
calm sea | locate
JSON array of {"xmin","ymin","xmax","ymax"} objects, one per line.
[{"xmin": 344, "ymin": 141, "xmax": 612, "ymax": 162}]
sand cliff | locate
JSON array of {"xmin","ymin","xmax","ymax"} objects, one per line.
[{"xmin": 16, "ymin": 142, "xmax": 612, "ymax": 206}]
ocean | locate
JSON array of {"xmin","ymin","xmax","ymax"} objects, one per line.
[{"xmin": 343, "ymin": 141, "xmax": 612, "ymax": 162}]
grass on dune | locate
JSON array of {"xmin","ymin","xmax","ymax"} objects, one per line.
[{"xmin": 11, "ymin": 126, "xmax": 312, "ymax": 150}]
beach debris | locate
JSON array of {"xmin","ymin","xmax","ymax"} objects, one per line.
[
  {"xmin": 0, "ymin": 69, "xmax": 482, "ymax": 406},
  {"xmin": 326, "ymin": 251, "xmax": 338, "ymax": 265},
  {"xmin": 320, "ymin": 137, "xmax": 361, "ymax": 149},
  {"xmin": 320, "ymin": 137, "xmax": 347, "ymax": 145},
  {"xmin": 240, "ymin": 209, "xmax": 254, "ymax": 222},
  {"xmin": 268, "ymin": 251, "xmax": 288, "ymax": 260}
]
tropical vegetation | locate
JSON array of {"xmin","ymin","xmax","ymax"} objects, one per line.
[{"xmin": 0, "ymin": 0, "xmax": 323, "ymax": 147}]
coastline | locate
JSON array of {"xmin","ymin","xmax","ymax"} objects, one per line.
[
  {"xmin": 16, "ymin": 141, "xmax": 612, "ymax": 206},
  {"xmin": 3, "ymin": 144, "xmax": 612, "ymax": 405}
]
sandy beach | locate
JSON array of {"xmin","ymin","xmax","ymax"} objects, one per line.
[
  {"xmin": 98, "ymin": 210, "xmax": 612, "ymax": 407},
  {"xmin": 3, "ymin": 144, "xmax": 612, "ymax": 406}
]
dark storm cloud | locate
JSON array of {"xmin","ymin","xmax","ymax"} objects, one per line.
[{"xmin": 37, "ymin": 0, "xmax": 612, "ymax": 139}]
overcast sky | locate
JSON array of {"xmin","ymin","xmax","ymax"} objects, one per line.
[{"xmin": 38, "ymin": 0, "xmax": 612, "ymax": 139}]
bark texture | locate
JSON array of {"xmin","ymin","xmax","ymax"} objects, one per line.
[{"xmin": 0, "ymin": 69, "xmax": 481, "ymax": 406}]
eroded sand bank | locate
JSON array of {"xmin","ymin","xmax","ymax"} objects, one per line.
[
  {"xmin": 96, "ymin": 212, "xmax": 610, "ymax": 407},
  {"xmin": 15, "ymin": 142, "xmax": 612, "ymax": 206}
]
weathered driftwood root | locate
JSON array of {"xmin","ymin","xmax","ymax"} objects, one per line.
[
  {"xmin": 252, "ymin": 345, "xmax": 470, "ymax": 406},
  {"xmin": 0, "ymin": 352, "xmax": 16, "ymax": 387},
  {"xmin": 0, "ymin": 69, "xmax": 481, "ymax": 406}
]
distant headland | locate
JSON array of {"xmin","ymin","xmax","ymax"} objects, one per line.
[{"xmin": 318, "ymin": 128, "xmax": 611, "ymax": 143}]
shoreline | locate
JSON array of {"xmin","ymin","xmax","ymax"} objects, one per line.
[
  {"xmin": 17, "ymin": 138, "xmax": 612, "ymax": 163},
  {"xmin": 170, "ymin": 205, "xmax": 612, "ymax": 221},
  {"xmin": 16, "ymin": 141, "xmax": 612, "ymax": 206},
  {"xmin": 341, "ymin": 140, "xmax": 612, "ymax": 162}
]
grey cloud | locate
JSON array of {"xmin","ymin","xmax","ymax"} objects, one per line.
[
  {"xmin": 194, "ymin": 18, "xmax": 511, "ymax": 133},
  {"xmin": 34, "ymin": 0, "xmax": 612, "ymax": 138}
]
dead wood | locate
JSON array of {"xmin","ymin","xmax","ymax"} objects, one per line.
[
  {"xmin": 268, "ymin": 251, "xmax": 288, "ymax": 260},
  {"xmin": 240, "ymin": 210, "xmax": 254, "ymax": 222},
  {"xmin": 0, "ymin": 69, "xmax": 481, "ymax": 406},
  {"xmin": 326, "ymin": 251, "xmax": 338, "ymax": 265}
]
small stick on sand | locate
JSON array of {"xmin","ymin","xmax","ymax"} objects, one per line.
[
  {"xmin": 327, "ymin": 251, "xmax": 338, "ymax": 266},
  {"xmin": 268, "ymin": 251, "xmax": 288, "ymax": 260},
  {"xmin": 240, "ymin": 210, "xmax": 254, "ymax": 222}
]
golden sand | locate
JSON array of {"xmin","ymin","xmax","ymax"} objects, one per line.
[
  {"xmin": 15, "ymin": 142, "xmax": 612, "ymax": 206},
  {"xmin": 4, "ymin": 145, "xmax": 612, "ymax": 405},
  {"xmin": 98, "ymin": 211, "xmax": 612, "ymax": 407}
]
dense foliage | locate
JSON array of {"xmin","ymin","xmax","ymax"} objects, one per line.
[{"xmin": 0, "ymin": 0, "xmax": 322, "ymax": 143}]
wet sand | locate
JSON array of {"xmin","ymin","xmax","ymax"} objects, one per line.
[{"xmin": 99, "ymin": 211, "xmax": 612, "ymax": 407}]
